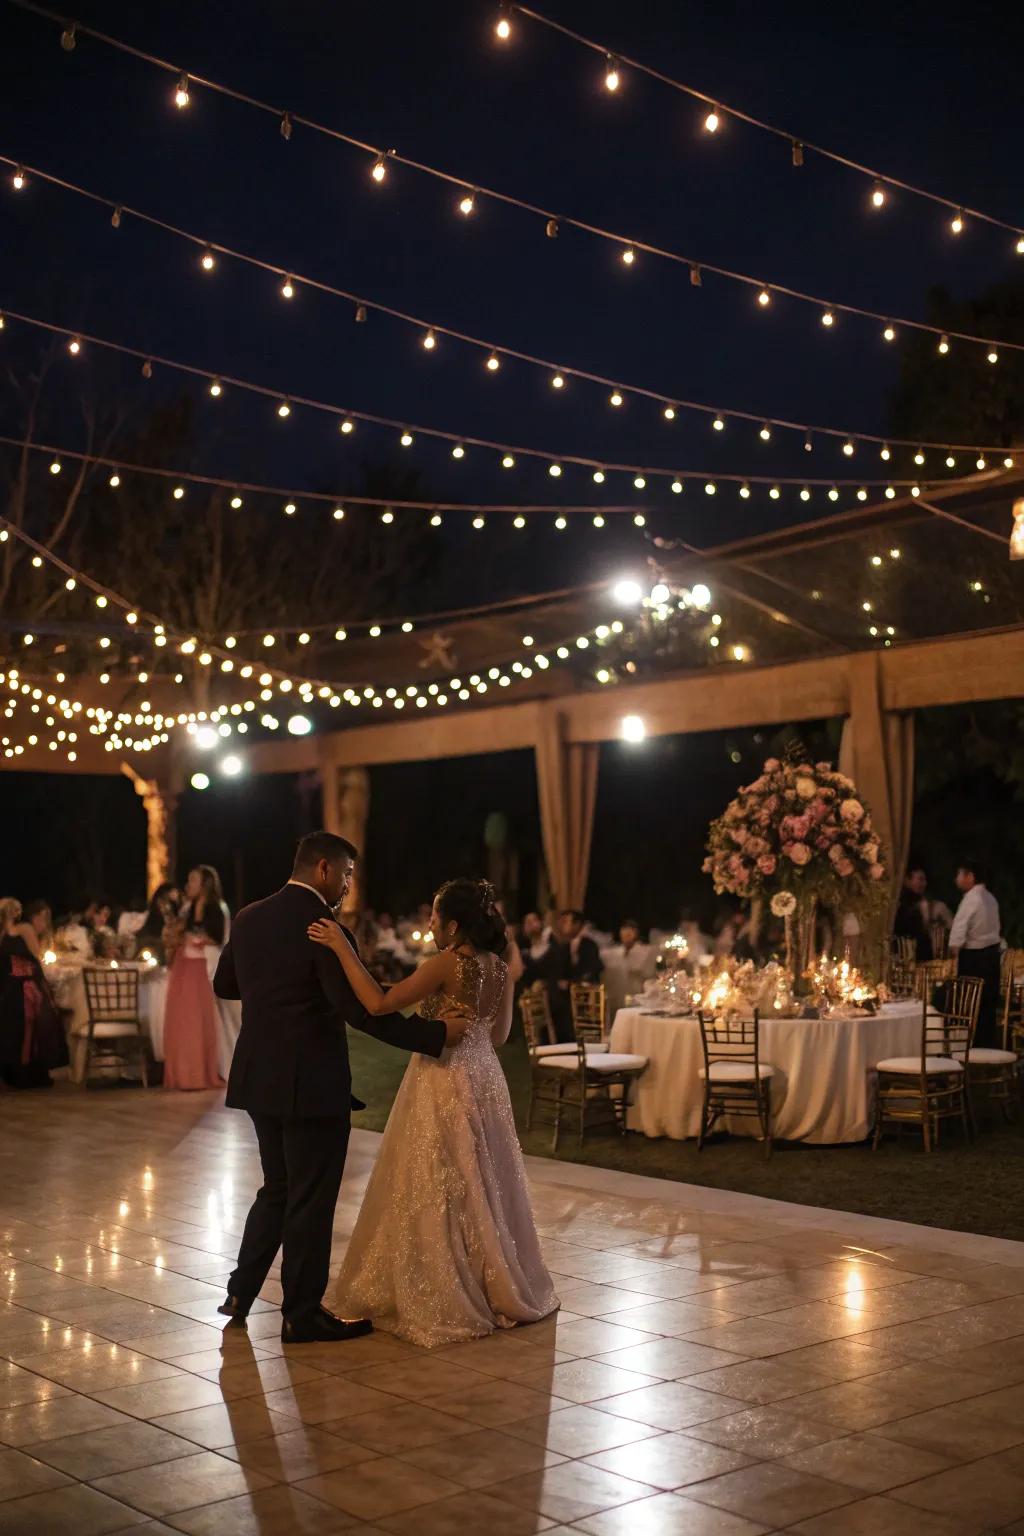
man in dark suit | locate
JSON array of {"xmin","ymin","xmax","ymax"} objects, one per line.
[
  {"xmin": 213, "ymin": 831, "xmax": 467, "ymax": 1344},
  {"xmin": 550, "ymin": 908, "xmax": 604, "ymax": 1043}
]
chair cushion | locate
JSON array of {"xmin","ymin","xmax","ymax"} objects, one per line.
[
  {"xmin": 534, "ymin": 1042, "xmax": 610, "ymax": 1056},
  {"xmin": 962, "ymin": 1047, "xmax": 1018, "ymax": 1065},
  {"xmin": 72, "ymin": 1021, "xmax": 142, "ymax": 1039},
  {"xmin": 699, "ymin": 1061, "xmax": 774, "ymax": 1082},
  {"xmin": 876, "ymin": 1056, "xmax": 963, "ymax": 1074},
  {"xmin": 539, "ymin": 1052, "xmax": 647, "ymax": 1074}
]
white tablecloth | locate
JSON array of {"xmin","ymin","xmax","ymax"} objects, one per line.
[
  {"xmin": 609, "ymin": 1001, "xmax": 925, "ymax": 1144},
  {"xmin": 46, "ymin": 961, "xmax": 239, "ymax": 1083}
]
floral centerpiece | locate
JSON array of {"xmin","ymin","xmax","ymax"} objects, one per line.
[{"xmin": 704, "ymin": 753, "xmax": 886, "ymax": 989}]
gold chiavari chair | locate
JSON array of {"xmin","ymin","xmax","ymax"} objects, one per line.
[
  {"xmin": 519, "ymin": 986, "xmax": 613, "ymax": 1136},
  {"xmin": 697, "ymin": 1010, "xmax": 775, "ymax": 1159},
  {"xmin": 80, "ymin": 967, "xmax": 149, "ymax": 1087},
  {"xmin": 873, "ymin": 981, "xmax": 979, "ymax": 1151},
  {"xmin": 518, "ymin": 982, "xmax": 557, "ymax": 1046},
  {"xmin": 893, "ymin": 935, "xmax": 917, "ymax": 965},
  {"xmin": 570, "ymin": 981, "xmax": 607, "ymax": 1043},
  {"xmin": 929, "ymin": 923, "xmax": 950, "ymax": 961},
  {"xmin": 914, "ymin": 957, "xmax": 956, "ymax": 1003},
  {"xmin": 961, "ymin": 950, "xmax": 1024, "ymax": 1120},
  {"xmin": 522, "ymin": 1000, "xmax": 646, "ymax": 1150}
]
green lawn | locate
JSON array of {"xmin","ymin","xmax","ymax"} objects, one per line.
[{"xmin": 350, "ymin": 1027, "xmax": 1024, "ymax": 1243}]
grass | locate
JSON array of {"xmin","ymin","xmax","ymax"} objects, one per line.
[{"xmin": 349, "ymin": 1026, "xmax": 1024, "ymax": 1244}]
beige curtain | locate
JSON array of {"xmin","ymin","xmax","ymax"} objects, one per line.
[
  {"xmin": 322, "ymin": 762, "xmax": 370, "ymax": 917},
  {"xmin": 535, "ymin": 708, "xmax": 599, "ymax": 910},
  {"xmin": 839, "ymin": 651, "xmax": 916, "ymax": 900}
]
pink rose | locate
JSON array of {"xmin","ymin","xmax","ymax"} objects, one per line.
[
  {"xmin": 763, "ymin": 795, "xmax": 779, "ymax": 814},
  {"xmin": 764, "ymin": 758, "xmax": 781, "ymax": 771},
  {"xmin": 837, "ymin": 858, "xmax": 854, "ymax": 877},
  {"xmin": 797, "ymin": 763, "xmax": 814, "ymax": 775},
  {"xmin": 815, "ymin": 836, "xmax": 831, "ymax": 851},
  {"xmin": 735, "ymin": 866, "xmax": 750, "ymax": 885},
  {"xmin": 828, "ymin": 844, "xmax": 845, "ymax": 865},
  {"xmin": 840, "ymin": 798, "xmax": 864, "ymax": 822},
  {"xmin": 787, "ymin": 842, "xmax": 811, "ymax": 866},
  {"xmin": 869, "ymin": 863, "xmax": 885, "ymax": 880},
  {"xmin": 808, "ymin": 798, "xmax": 829, "ymax": 823},
  {"xmin": 815, "ymin": 762, "xmax": 832, "ymax": 774},
  {"xmin": 757, "ymin": 854, "xmax": 777, "ymax": 875}
]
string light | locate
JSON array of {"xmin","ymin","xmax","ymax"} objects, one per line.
[
  {"xmin": 174, "ymin": 73, "xmax": 189, "ymax": 108},
  {"xmin": 604, "ymin": 55, "xmax": 621, "ymax": 91},
  {"xmin": 759, "ymin": 424, "xmax": 771, "ymax": 441},
  {"xmin": 621, "ymin": 247, "xmax": 635, "ymax": 266},
  {"xmin": 277, "ymin": 400, "xmax": 291, "ymax": 418},
  {"xmin": 458, "ymin": 189, "xmax": 475, "ymax": 216},
  {"xmin": 938, "ymin": 334, "xmax": 950, "ymax": 355},
  {"xmin": 209, "ymin": 377, "xmax": 222, "ymax": 396},
  {"xmin": 821, "ymin": 309, "xmax": 835, "ymax": 327},
  {"xmin": 201, "ymin": 247, "xmax": 216, "ymax": 272},
  {"xmin": 663, "ymin": 406, "xmax": 676, "ymax": 420},
  {"xmin": 609, "ymin": 390, "xmax": 623, "ymax": 408},
  {"xmin": 551, "ymin": 372, "xmax": 565, "ymax": 389},
  {"xmin": 501, "ymin": 454, "xmax": 515, "ymax": 468},
  {"xmin": 757, "ymin": 288, "xmax": 771, "ymax": 307},
  {"xmin": 422, "ymin": 329, "xmax": 437, "ymax": 350},
  {"xmin": 280, "ymin": 275, "xmax": 295, "ymax": 299},
  {"xmin": 871, "ymin": 182, "xmax": 886, "ymax": 209},
  {"xmin": 11, "ymin": 166, "xmax": 26, "ymax": 191},
  {"xmin": 987, "ymin": 349, "xmax": 998, "ymax": 364},
  {"xmin": 495, "ymin": 10, "xmax": 512, "ymax": 41},
  {"xmin": 485, "ymin": 351, "xmax": 500, "ymax": 371},
  {"xmin": 371, "ymin": 152, "xmax": 389, "ymax": 183},
  {"xmin": 950, "ymin": 210, "xmax": 964, "ymax": 235},
  {"xmin": 592, "ymin": 470, "xmax": 605, "ymax": 484},
  {"xmin": 340, "ymin": 418, "xmax": 354, "ymax": 434},
  {"xmin": 703, "ymin": 105, "xmax": 721, "ymax": 133},
  {"xmin": 67, "ymin": 336, "xmax": 81, "ymax": 355},
  {"xmin": 883, "ymin": 324, "xmax": 896, "ymax": 342},
  {"xmin": 400, "ymin": 430, "xmax": 414, "ymax": 447}
]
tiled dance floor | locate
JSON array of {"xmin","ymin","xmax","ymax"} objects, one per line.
[{"xmin": 1, "ymin": 1088, "xmax": 1024, "ymax": 1534}]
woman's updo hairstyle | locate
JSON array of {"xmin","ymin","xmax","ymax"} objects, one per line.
[{"xmin": 434, "ymin": 878, "xmax": 506, "ymax": 955}]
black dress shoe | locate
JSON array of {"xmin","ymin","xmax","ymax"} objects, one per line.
[
  {"xmin": 281, "ymin": 1308, "xmax": 373, "ymax": 1344},
  {"xmin": 217, "ymin": 1294, "xmax": 252, "ymax": 1325}
]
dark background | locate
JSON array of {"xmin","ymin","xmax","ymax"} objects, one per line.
[{"xmin": 2, "ymin": 0, "xmax": 1022, "ymax": 930}]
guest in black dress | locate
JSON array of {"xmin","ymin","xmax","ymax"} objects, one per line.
[
  {"xmin": 134, "ymin": 883, "xmax": 182, "ymax": 964},
  {"xmin": 0, "ymin": 899, "xmax": 69, "ymax": 1089}
]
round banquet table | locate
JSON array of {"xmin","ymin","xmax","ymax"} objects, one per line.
[{"xmin": 609, "ymin": 1001, "xmax": 925, "ymax": 1144}]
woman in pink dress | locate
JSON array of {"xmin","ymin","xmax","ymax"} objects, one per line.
[{"xmin": 163, "ymin": 866, "xmax": 227, "ymax": 1091}]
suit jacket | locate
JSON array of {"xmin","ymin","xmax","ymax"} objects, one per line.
[
  {"xmin": 214, "ymin": 883, "xmax": 445, "ymax": 1118},
  {"xmin": 558, "ymin": 934, "xmax": 604, "ymax": 986}
]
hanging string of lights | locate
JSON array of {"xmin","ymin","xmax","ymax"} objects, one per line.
[
  {"xmin": 3, "ymin": 12, "xmax": 1022, "ymax": 359},
  {"xmin": 4, "ymin": 310, "xmax": 1011, "ymax": 504},
  {"xmin": 2, "ymin": 165, "xmax": 1017, "ymax": 458},
  {"xmin": 503, "ymin": 4, "xmax": 1024, "ymax": 250}
]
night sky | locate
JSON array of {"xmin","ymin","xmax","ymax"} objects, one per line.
[{"xmin": 2, "ymin": 0, "xmax": 1021, "ymax": 918}]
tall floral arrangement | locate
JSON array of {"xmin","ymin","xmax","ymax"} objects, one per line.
[{"xmin": 704, "ymin": 755, "xmax": 886, "ymax": 911}]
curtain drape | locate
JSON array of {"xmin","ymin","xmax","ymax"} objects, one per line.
[
  {"xmin": 839, "ymin": 652, "xmax": 915, "ymax": 900},
  {"xmin": 535, "ymin": 708, "xmax": 599, "ymax": 911}
]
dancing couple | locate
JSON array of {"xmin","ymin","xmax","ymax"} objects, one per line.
[{"xmin": 214, "ymin": 831, "xmax": 557, "ymax": 1347}]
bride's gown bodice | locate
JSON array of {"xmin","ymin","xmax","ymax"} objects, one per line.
[{"xmin": 333, "ymin": 948, "xmax": 557, "ymax": 1347}]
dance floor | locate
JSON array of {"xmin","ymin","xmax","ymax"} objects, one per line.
[{"xmin": 2, "ymin": 1089, "xmax": 1024, "ymax": 1533}]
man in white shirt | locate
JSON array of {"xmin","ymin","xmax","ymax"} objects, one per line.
[{"xmin": 950, "ymin": 859, "xmax": 1002, "ymax": 1047}]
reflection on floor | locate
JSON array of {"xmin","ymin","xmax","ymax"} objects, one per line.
[{"xmin": 1, "ymin": 1087, "xmax": 1024, "ymax": 1534}]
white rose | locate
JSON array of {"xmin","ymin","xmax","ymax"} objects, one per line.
[
  {"xmin": 840, "ymin": 798, "xmax": 864, "ymax": 822},
  {"xmin": 795, "ymin": 776, "xmax": 817, "ymax": 801}
]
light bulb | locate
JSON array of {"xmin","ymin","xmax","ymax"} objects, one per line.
[
  {"xmin": 609, "ymin": 390, "xmax": 623, "ymax": 407},
  {"xmin": 704, "ymin": 105, "xmax": 720, "ymax": 133},
  {"xmin": 172, "ymin": 486, "xmax": 185, "ymax": 500},
  {"xmin": 400, "ymin": 431, "xmax": 413, "ymax": 446},
  {"xmin": 704, "ymin": 482, "xmax": 716, "ymax": 496},
  {"xmin": 1005, "ymin": 457, "xmax": 1015, "ymax": 468},
  {"xmin": 422, "ymin": 329, "xmax": 437, "ymax": 350},
  {"xmin": 11, "ymin": 167, "xmax": 26, "ymax": 191},
  {"xmin": 977, "ymin": 456, "xmax": 987, "ymax": 470},
  {"xmin": 759, "ymin": 424, "xmax": 771, "ymax": 441},
  {"xmin": 548, "ymin": 463, "xmax": 562, "ymax": 477},
  {"xmin": 769, "ymin": 486, "xmax": 781, "ymax": 500},
  {"xmin": 880, "ymin": 445, "xmax": 891, "ymax": 461},
  {"xmin": 593, "ymin": 515, "xmax": 605, "ymax": 527},
  {"xmin": 280, "ymin": 276, "xmax": 294, "ymax": 299},
  {"xmin": 501, "ymin": 454, "xmax": 515, "ymax": 468},
  {"xmin": 987, "ymin": 350, "xmax": 999, "ymax": 364},
  {"xmin": 821, "ymin": 309, "xmax": 835, "ymax": 327},
  {"xmin": 633, "ymin": 476, "xmax": 646, "ymax": 489},
  {"xmin": 333, "ymin": 506, "xmax": 345, "ymax": 520},
  {"xmin": 68, "ymin": 337, "xmax": 81, "ymax": 355},
  {"xmin": 757, "ymin": 288, "xmax": 771, "ymax": 307},
  {"xmin": 739, "ymin": 484, "xmax": 751, "ymax": 499},
  {"xmin": 871, "ymin": 181, "xmax": 886, "ymax": 208},
  {"xmin": 828, "ymin": 487, "xmax": 839, "ymax": 501},
  {"xmin": 174, "ymin": 73, "xmax": 189, "ymax": 108},
  {"xmin": 49, "ymin": 459, "xmax": 61, "ymax": 475},
  {"xmin": 914, "ymin": 449, "xmax": 925, "ymax": 465},
  {"xmin": 371, "ymin": 152, "xmax": 388, "ymax": 183},
  {"xmin": 485, "ymin": 351, "xmax": 500, "ymax": 371},
  {"xmin": 800, "ymin": 487, "xmax": 811, "ymax": 501},
  {"xmin": 946, "ymin": 454, "xmax": 956, "ymax": 468},
  {"xmin": 513, "ymin": 515, "xmax": 526, "ymax": 529},
  {"xmin": 277, "ymin": 400, "xmax": 291, "ymax": 418},
  {"xmin": 634, "ymin": 513, "xmax": 646, "ymax": 526},
  {"xmin": 451, "ymin": 444, "xmax": 465, "ymax": 459},
  {"xmin": 109, "ymin": 473, "xmax": 120, "ymax": 488},
  {"xmin": 885, "ymin": 486, "xmax": 896, "ymax": 499},
  {"xmin": 842, "ymin": 441, "xmax": 855, "ymax": 457},
  {"xmin": 950, "ymin": 210, "xmax": 964, "ymax": 235},
  {"xmin": 209, "ymin": 377, "xmax": 222, "ymax": 396},
  {"xmin": 495, "ymin": 12, "xmax": 511, "ymax": 40},
  {"xmin": 604, "ymin": 56, "xmax": 620, "ymax": 91},
  {"xmin": 340, "ymin": 418, "xmax": 354, "ymax": 434},
  {"xmin": 883, "ymin": 324, "xmax": 896, "ymax": 342},
  {"xmin": 593, "ymin": 469, "xmax": 605, "ymax": 483},
  {"xmin": 551, "ymin": 372, "xmax": 565, "ymax": 389},
  {"xmin": 663, "ymin": 405, "xmax": 676, "ymax": 420},
  {"xmin": 458, "ymin": 190, "xmax": 475, "ymax": 216},
  {"xmin": 472, "ymin": 516, "xmax": 485, "ymax": 530},
  {"xmin": 671, "ymin": 480, "xmax": 683, "ymax": 494},
  {"xmin": 938, "ymin": 334, "xmax": 950, "ymax": 355},
  {"xmin": 857, "ymin": 488, "xmax": 868, "ymax": 501},
  {"xmin": 201, "ymin": 247, "xmax": 215, "ymax": 272},
  {"xmin": 283, "ymin": 501, "xmax": 297, "ymax": 515},
  {"xmin": 555, "ymin": 515, "xmax": 567, "ymax": 529},
  {"xmin": 621, "ymin": 247, "xmax": 635, "ymax": 265},
  {"xmin": 712, "ymin": 415, "xmax": 725, "ymax": 431},
  {"xmin": 380, "ymin": 512, "xmax": 393, "ymax": 525},
  {"xmin": 1017, "ymin": 236, "xmax": 1024, "ymax": 255}
]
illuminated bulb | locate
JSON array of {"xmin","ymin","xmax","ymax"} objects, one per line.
[
  {"xmin": 977, "ymin": 456, "xmax": 987, "ymax": 470},
  {"xmin": 950, "ymin": 210, "xmax": 964, "ymax": 235},
  {"xmin": 757, "ymin": 288, "xmax": 771, "ymax": 307},
  {"xmin": 704, "ymin": 482, "xmax": 716, "ymax": 496},
  {"xmin": 173, "ymin": 486, "xmax": 185, "ymax": 500},
  {"xmin": 1004, "ymin": 457, "xmax": 1015, "ymax": 468},
  {"xmin": 501, "ymin": 454, "xmax": 515, "ymax": 468},
  {"xmin": 65, "ymin": 577, "xmax": 76, "ymax": 590},
  {"xmin": 371, "ymin": 152, "xmax": 388, "ymax": 183},
  {"xmin": 769, "ymin": 486, "xmax": 781, "ymax": 500},
  {"xmin": 49, "ymin": 459, "xmax": 61, "ymax": 474},
  {"xmin": 208, "ymin": 377, "xmax": 223, "ymax": 398},
  {"xmin": 821, "ymin": 309, "xmax": 835, "ymax": 327},
  {"xmin": 871, "ymin": 181, "xmax": 887, "ymax": 208},
  {"xmin": 604, "ymin": 55, "xmax": 620, "ymax": 91},
  {"xmin": 651, "ymin": 582, "xmax": 670, "ymax": 603},
  {"xmin": 914, "ymin": 450, "xmax": 925, "ymax": 466},
  {"xmin": 555, "ymin": 515, "xmax": 567, "ymax": 529},
  {"xmin": 263, "ymin": 634, "xmax": 274, "ymax": 647},
  {"xmin": 333, "ymin": 506, "xmax": 345, "ymax": 520},
  {"xmin": 759, "ymin": 424, "xmax": 771, "ymax": 442},
  {"xmin": 621, "ymin": 714, "xmax": 645, "ymax": 743},
  {"xmin": 200, "ymin": 247, "xmax": 216, "ymax": 272},
  {"xmin": 472, "ymin": 516, "xmax": 485, "ymax": 530},
  {"xmin": 828, "ymin": 487, "xmax": 839, "ymax": 501},
  {"xmin": 880, "ymin": 445, "xmax": 891, "ymax": 461},
  {"xmin": 712, "ymin": 415, "xmax": 725, "ymax": 431},
  {"xmin": 671, "ymin": 480, "xmax": 683, "ymax": 494},
  {"xmin": 298, "ymin": 632, "xmax": 310, "ymax": 645},
  {"xmin": 609, "ymin": 390, "xmax": 623, "ymax": 407},
  {"xmin": 495, "ymin": 12, "xmax": 511, "ymax": 40},
  {"xmin": 704, "ymin": 105, "xmax": 720, "ymax": 133},
  {"xmin": 857, "ymin": 488, "xmax": 868, "ymax": 501},
  {"xmin": 68, "ymin": 336, "xmax": 81, "ymax": 355},
  {"xmin": 885, "ymin": 486, "xmax": 896, "ymax": 499},
  {"xmin": 621, "ymin": 247, "xmax": 635, "ymax": 265},
  {"xmin": 938, "ymin": 334, "xmax": 950, "ymax": 355},
  {"xmin": 340, "ymin": 418, "xmax": 354, "ymax": 434},
  {"xmin": 230, "ymin": 494, "xmax": 243, "ymax": 509},
  {"xmin": 283, "ymin": 502, "xmax": 297, "ymax": 515},
  {"xmin": 633, "ymin": 513, "xmax": 646, "ymax": 526},
  {"xmin": 369, "ymin": 624, "xmax": 381, "ymax": 636},
  {"xmin": 739, "ymin": 484, "xmax": 751, "ymax": 499},
  {"xmin": 842, "ymin": 440, "xmax": 855, "ymax": 457},
  {"xmin": 280, "ymin": 275, "xmax": 295, "ymax": 299},
  {"xmin": 452, "ymin": 444, "xmax": 465, "ymax": 459},
  {"xmin": 663, "ymin": 405, "xmax": 676, "ymax": 420},
  {"xmin": 593, "ymin": 515, "xmax": 605, "ymax": 528},
  {"xmin": 422, "ymin": 329, "xmax": 436, "ymax": 350},
  {"xmin": 485, "ymin": 351, "xmax": 500, "ymax": 371},
  {"xmin": 988, "ymin": 350, "xmax": 999, "ymax": 364},
  {"xmin": 458, "ymin": 190, "xmax": 475, "ymax": 216},
  {"xmin": 381, "ymin": 510, "xmax": 394, "ymax": 524},
  {"xmin": 12, "ymin": 166, "xmax": 26, "ymax": 190},
  {"xmin": 548, "ymin": 463, "xmax": 562, "ymax": 477},
  {"xmin": 109, "ymin": 473, "xmax": 120, "ymax": 488},
  {"xmin": 430, "ymin": 513, "xmax": 442, "ymax": 526},
  {"xmin": 400, "ymin": 431, "xmax": 414, "ymax": 447},
  {"xmin": 946, "ymin": 454, "xmax": 956, "ymax": 468},
  {"xmin": 513, "ymin": 515, "xmax": 525, "ymax": 529},
  {"xmin": 1017, "ymin": 236, "xmax": 1024, "ymax": 255},
  {"xmin": 592, "ymin": 469, "xmax": 605, "ymax": 484},
  {"xmin": 174, "ymin": 73, "xmax": 189, "ymax": 107},
  {"xmin": 277, "ymin": 400, "xmax": 291, "ymax": 418},
  {"xmin": 551, "ymin": 372, "xmax": 565, "ymax": 389},
  {"xmin": 911, "ymin": 485, "xmax": 921, "ymax": 497},
  {"xmin": 883, "ymin": 324, "xmax": 896, "ymax": 342},
  {"xmin": 633, "ymin": 475, "xmax": 646, "ymax": 489},
  {"xmin": 800, "ymin": 487, "xmax": 811, "ymax": 501},
  {"xmin": 732, "ymin": 644, "xmax": 747, "ymax": 661}
]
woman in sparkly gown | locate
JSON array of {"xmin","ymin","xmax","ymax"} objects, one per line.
[{"xmin": 308, "ymin": 878, "xmax": 557, "ymax": 1348}]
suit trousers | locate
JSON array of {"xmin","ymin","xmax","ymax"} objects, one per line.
[
  {"xmin": 229, "ymin": 1113, "xmax": 350, "ymax": 1322},
  {"xmin": 957, "ymin": 945, "xmax": 1002, "ymax": 1050}
]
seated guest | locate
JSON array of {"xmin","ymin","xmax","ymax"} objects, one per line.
[
  {"xmin": 134, "ymin": 883, "xmax": 182, "ymax": 964},
  {"xmin": 550, "ymin": 908, "xmax": 603, "ymax": 1043},
  {"xmin": 519, "ymin": 911, "xmax": 554, "ymax": 988},
  {"xmin": 0, "ymin": 899, "xmax": 68, "ymax": 1089},
  {"xmin": 163, "ymin": 866, "xmax": 229, "ymax": 1091},
  {"xmin": 950, "ymin": 859, "xmax": 1002, "ymax": 1048},
  {"xmin": 602, "ymin": 919, "xmax": 657, "ymax": 1016}
]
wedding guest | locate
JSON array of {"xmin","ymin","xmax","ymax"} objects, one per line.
[
  {"xmin": 602, "ymin": 920, "xmax": 657, "ymax": 1016},
  {"xmin": 519, "ymin": 911, "xmax": 555, "ymax": 988},
  {"xmin": 950, "ymin": 859, "xmax": 1002, "ymax": 1048},
  {"xmin": 0, "ymin": 899, "xmax": 68, "ymax": 1089},
  {"xmin": 551, "ymin": 908, "xmax": 603, "ymax": 1042},
  {"xmin": 134, "ymin": 883, "xmax": 182, "ymax": 964},
  {"xmin": 163, "ymin": 866, "xmax": 229, "ymax": 1090},
  {"xmin": 895, "ymin": 866, "xmax": 954, "ymax": 960}
]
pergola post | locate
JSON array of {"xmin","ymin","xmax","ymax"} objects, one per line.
[
  {"xmin": 534, "ymin": 703, "xmax": 599, "ymax": 911},
  {"xmin": 322, "ymin": 756, "xmax": 371, "ymax": 918},
  {"xmin": 120, "ymin": 763, "xmax": 177, "ymax": 896},
  {"xmin": 840, "ymin": 652, "xmax": 915, "ymax": 898}
]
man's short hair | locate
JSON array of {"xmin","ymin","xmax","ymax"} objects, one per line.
[
  {"xmin": 958, "ymin": 858, "xmax": 990, "ymax": 885},
  {"xmin": 294, "ymin": 831, "xmax": 358, "ymax": 872},
  {"xmin": 560, "ymin": 908, "xmax": 586, "ymax": 925}
]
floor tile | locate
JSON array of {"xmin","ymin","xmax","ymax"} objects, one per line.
[
  {"xmin": 94, "ymin": 1373, "xmax": 229, "ymax": 1420},
  {"xmin": 0, "ymin": 1393, "xmax": 133, "ymax": 1447},
  {"xmin": 28, "ymin": 1419, "xmax": 198, "ymax": 1479},
  {"xmin": 342, "ymin": 1359, "xmax": 490, "ymax": 1402},
  {"xmin": 781, "ymin": 1431, "xmax": 956, "ymax": 1492},
  {"xmin": 489, "ymin": 1458, "xmax": 655, "ymax": 1521},
  {"xmin": 572, "ymin": 1490, "xmax": 770, "ymax": 1534},
  {"xmin": 397, "ymin": 1426, "xmax": 565, "ymax": 1488},
  {"xmin": 514, "ymin": 1360, "xmax": 659, "ymax": 1404},
  {"xmin": 869, "ymin": 1400, "xmax": 1024, "ymax": 1460},
  {"xmin": 786, "ymin": 1492, "xmax": 982, "ymax": 1534},
  {"xmin": 506, "ymin": 1404, "xmax": 662, "ymax": 1457},
  {"xmin": 374, "ymin": 1485, "xmax": 559, "ymax": 1534},
  {"xmin": 0, "ymin": 1481, "xmax": 144, "ymax": 1534},
  {"xmin": 91, "ymin": 1448, "xmax": 273, "ymax": 1517},
  {"xmin": 0, "ymin": 1444, "xmax": 72, "ymax": 1499},
  {"xmin": 224, "ymin": 1426, "xmax": 377, "ymax": 1481},
  {"xmin": 685, "ymin": 1406, "xmax": 840, "ymax": 1459},
  {"xmin": 163, "ymin": 1483, "xmax": 358, "ymax": 1534},
  {"xmin": 421, "ymin": 1378, "xmax": 567, "ymax": 1428},
  {"xmin": 151, "ymin": 1398, "xmax": 298, "ymax": 1449},
  {"xmin": 583, "ymin": 1432, "xmax": 755, "ymax": 1490},
  {"xmin": 296, "ymin": 1454, "xmax": 463, "ymax": 1519},
  {"xmin": 686, "ymin": 1460, "xmax": 856, "ymax": 1525},
  {"xmin": 0, "ymin": 1361, "xmax": 70, "ymax": 1410},
  {"xmin": 590, "ymin": 1380, "xmax": 744, "ymax": 1431},
  {"xmin": 333, "ymin": 1401, "xmax": 479, "ymax": 1455},
  {"xmin": 263, "ymin": 1377, "xmax": 403, "ymax": 1425},
  {"xmin": 590, "ymin": 1339, "xmax": 745, "ymax": 1380},
  {"xmin": 886, "ymin": 1449, "xmax": 1024, "ymax": 1527}
]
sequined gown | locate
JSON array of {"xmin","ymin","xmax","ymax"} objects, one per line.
[{"xmin": 332, "ymin": 950, "xmax": 558, "ymax": 1347}]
